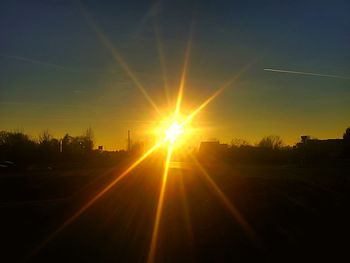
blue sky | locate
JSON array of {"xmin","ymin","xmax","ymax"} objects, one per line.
[{"xmin": 0, "ymin": 0, "xmax": 349, "ymax": 149}]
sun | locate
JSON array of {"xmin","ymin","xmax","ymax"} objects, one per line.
[
  {"xmin": 164, "ymin": 121, "xmax": 184, "ymax": 144},
  {"xmin": 153, "ymin": 112, "xmax": 194, "ymax": 149}
]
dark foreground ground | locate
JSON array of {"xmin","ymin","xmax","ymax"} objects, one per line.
[{"xmin": 0, "ymin": 158, "xmax": 349, "ymax": 262}]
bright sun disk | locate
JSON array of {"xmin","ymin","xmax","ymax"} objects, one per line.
[{"xmin": 164, "ymin": 121, "xmax": 184, "ymax": 144}]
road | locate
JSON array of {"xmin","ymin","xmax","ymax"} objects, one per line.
[{"xmin": 0, "ymin": 158, "xmax": 350, "ymax": 262}]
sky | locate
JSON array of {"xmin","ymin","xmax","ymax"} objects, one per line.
[{"xmin": 0, "ymin": 0, "xmax": 349, "ymax": 150}]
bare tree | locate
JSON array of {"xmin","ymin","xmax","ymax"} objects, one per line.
[
  {"xmin": 83, "ymin": 127, "xmax": 94, "ymax": 151},
  {"xmin": 85, "ymin": 127, "xmax": 94, "ymax": 142},
  {"xmin": 258, "ymin": 135, "xmax": 284, "ymax": 150},
  {"xmin": 231, "ymin": 138, "xmax": 250, "ymax": 148},
  {"xmin": 38, "ymin": 129, "xmax": 52, "ymax": 144}
]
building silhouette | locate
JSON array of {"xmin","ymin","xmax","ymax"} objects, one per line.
[
  {"xmin": 297, "ymin": 136, "xmax": 343, "ymax": 158},
  {"xmin": 199, "ymin": 141, "xmax": 228, "ymax": 156}
]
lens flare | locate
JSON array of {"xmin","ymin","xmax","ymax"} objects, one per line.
[{"xmin": 29, "ymin": 10, "xmax": 255, "ymax": 261}]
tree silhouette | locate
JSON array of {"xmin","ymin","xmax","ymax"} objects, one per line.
[
  {"xmin": 0, "ymin": 131, "xmax": 36, "ymax": 164},
  {"xmin": 84, "ymin": 127, "xmax": 94, "ymax": 151},
  {"xmin": 60, "ymin": 129, "xmax": 94, "ymax": 157},
  {"xmin": 38, "ymin": 129, "xmax": 52, "ymax": 145},
  {"xmin": 38, "ymin": 130, "xmax": 60, "ymax": 161},
  {"xmin": 258, "ymin": 135, "xmax": 284, "ymax": 150},
  {"xmin": 231, "ymin": 138, "xmax": 250, "ymax": 148}
]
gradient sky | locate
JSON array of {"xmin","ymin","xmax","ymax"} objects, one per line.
[{"xmin": 1, "ymin": 0, "xmax": 349, "ymax": 150}]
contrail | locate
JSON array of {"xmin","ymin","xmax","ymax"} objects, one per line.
[{"xmin": 264, "ymin": 68, "xmax": 350, "ymax": 80}]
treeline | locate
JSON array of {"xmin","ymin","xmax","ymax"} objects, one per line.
[
  {"xmin": 199, "ymin": 130, "xmax": 350, "ymax": 165},
  {"xmin": 227, "ymin": 135, "xmax": 296, "ymax": 164},
  {"xmin": 0, "ymin": 128, "xmax": 125, "ymax": 168},
  {"xmin": 197, "ymin": 135, "xmax": 296, "ymax": 164},
  {"xmin": 1, "ymin": 128, "xmax": 349, "ymax": 168}
]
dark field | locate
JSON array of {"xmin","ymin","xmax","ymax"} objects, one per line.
[{"xmin": 1, "ymin": 159, "xmax": 350, "ymax": 262}]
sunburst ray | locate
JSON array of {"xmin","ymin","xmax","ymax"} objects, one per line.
[
  {"xmin": 147, "ymin": 144, "xmax": 173, "ymax": 263},
  {"xmin": 178, "ymin": 173, "xmax": 195, "ymax": 248},
  {"xmin": 180, "ymin": 59, "xmax": 257, "ymax": 127},
  {"xmin": 190, "ymin": 155, "xmax": 258, "ymax": 243},
  {"xmin": 175, "ymin": 24, "xmax": 194, "ymax": 117},
  {"xmin": 28, "ymin": 141, "xmax": 163, "ymax": 259},
  {"xmin": 153, "ymin": 18, "xmax": 171, "ymax": 106},
  {"xmin": 79, "ymin": 2, "xmax": 161, "ymax": 114}
]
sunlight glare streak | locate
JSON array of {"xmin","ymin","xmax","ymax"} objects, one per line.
[
  {"xmin": 183, "ymin": 86, "xmax": 225, "ymax": 126},
  {"xmin": 79, "ymin": 3, "xmax": 161, "ymax": 114},
  {"xmin": 153, "ymin": 19, "xmax": 171, "ymax": 105},
  {"xmin": 190, "ymin": 155, "xmax": 258, "ymax": 243},
  {"xmin": 180, "ymin": 64, "xmax": 253, "ymax": 127},
  {"xmin": 179, "ymin": 174, "xmax": 195, "ymax": 248},
  {"xmin": 28, "ymin": 141, "xmax": 163, "ymax": 259},
  {"xmin": 175, "ymin": 27, "xmax": 193, "ymax": 117},
  {"xmin": 147, "ymin": 145, "xmax": 173, "ymax": 263}
]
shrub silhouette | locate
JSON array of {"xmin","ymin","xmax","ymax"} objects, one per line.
[{"xmin": 0, "ymin": 131, "xmax": 36, "ymax": 165}]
